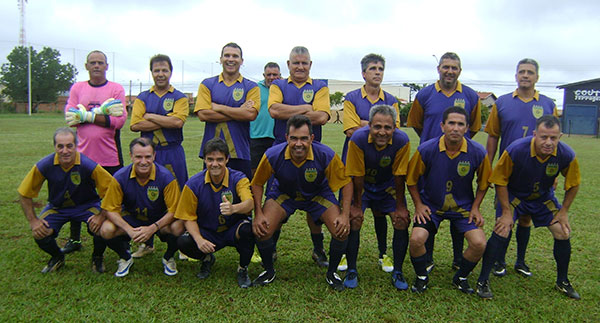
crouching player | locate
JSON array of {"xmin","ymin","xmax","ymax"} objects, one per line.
[
  {"xmin": 407, "ymin": 106, "xmax": 491, "ymax": 294},
  {"xmin": 100, "ymin": 137, "xmax": 183, "ymax": 277},
  {"xmin": 175, "ymin": 138, "xmax": 255, "ymax": 288}
]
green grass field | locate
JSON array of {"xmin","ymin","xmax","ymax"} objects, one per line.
[{"xmin": 0, "ymin": 114, "xmax": 599, "ymax": 322}]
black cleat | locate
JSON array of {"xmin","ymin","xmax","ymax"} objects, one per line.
[
  {"xmin": 425, "ymin": 261, "xmax": 435, "ymax": 274},
  {"xmin": 61, "ymin": 239, "xmax": 82, "ymax": 254},
  {"xmin": 326, "ymin": 272, "xmax": 345, "ymax": 291},
  {"xmin": 514, "ymin": 263, "xmax": 532, "ymax": 277},
  {"xmin": 555, "ymin": 281, "xmax": 580, "ymax": 300},
  {"xmin": 492, "ymin": 261, "xmax": 506, "ymax": 277},
  {"xmin": 92, "ymin": 256, "xmax": 105, "ymax": 273},
  {"xmin": 41, "ymin": 255, "xmax": 65, "ymax": 273},
  {"xmin": 196, "ymin": 253, "xmax": 215, "ymax": 279},
  {"xmin": 253, "ymin": 270, "xmax": 276, "ymax": 286},
  {"xmin": 476, "ymin": 280, "xmax": 493, "ymax": 299},
  {"xmin": 453, "ymin": 276, "xmax": 474, "ymax": 294},
  {"xmin": 411, "ymin": 277, "xmax": 428, "ymax": 293},
  {"xmin": 312, "ymin": 249, "xmax": 329, "ymax": 268},
  {"xmin": 237, "ymin": 267, "xmax": 252, "ymax": 288}
]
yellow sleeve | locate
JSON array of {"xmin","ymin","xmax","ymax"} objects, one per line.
[
  {"xmin": 247, "ymin": 86, "xmax": 260, "ymax": 112},
  {"xmin": 235, "ymin": 177, "xmax": 253, "ymax": 202},
  {"xmin": 92, "ymin": 165, "xmax": 114, "ymax": 199},
  {"xmin": 489, "ymin": 151, "xmax": 513, "ymax": 186},
  {"xmin": 193, "ymin": 83, "xmax": 212, "ymax": 113},
  {"xmin": 313, "ymin": 87, "xmax": 331, "ymax": 117},
  {"xmin": 476, "ymin": 155, "xmax": 492, "ymax": 190},
  {"xmin": 392, "ymin": 142, "xmax": 411, "ymax": 176},
  {"xmin": 406, "ymin": 150, "xmax": 426, "ymax": 186},
  {"xmin": 325, "ymin": 154, "xmax": 351, "ymax": 192},
  {"xmin": 100, "ymin": 178, "xmax": 124, "ymax": 213},
  {"xmin": 130, "ymin": 98, "xmax": 146, "ymax": 126},
  {"xmin": 17, "ymin": 165, "xmax": 45, "ymax": 198},
  {"xmin": 345, "ymin": 140, "xmax": 365, "ymax": 177},
  {"xmin": 342, "ymin": 100, "xmax": 361, "ymax": 132},
  {"xmin": 562, "ymin": 158, "xmax": 581, "ymax": 191},
  {"xmin": 174, "ymin": 185, "xmax": 199, "ymax": 221},
  {"xmin": 552, "ymin": 104, "xmax": 559, "ymax": 117},
  {"xmin": 406, "ymin": 99, "xmax": 424, "ymax": 129},
  {"xmin": 167, "ymin": 97, "xmax": 189, "ymax": 122},
  {"xmin": 250, "ymin": 155, "xmax": 274, "ymax": 187},
  {"xmin": 163, "ymin": 179, "xmax": 181, "ymax": 213},
  {"xmin": 392, "ymin": 102, "xmax": 401, "ymax": 128},
  {"xmin": 470, "ymin": 99, "xmax": 482, "ymax": 133},
  {"xmin": 484, "ymin": 104, "xmax": 500, "ymax": 136},
  {"xmin": 268, "ymin": 84, "xmax": 283, "ymax": 108}
]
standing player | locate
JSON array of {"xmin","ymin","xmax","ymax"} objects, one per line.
[
  {"xmin": 484, "ymin": 58, "xmax": 559, "ymax": 278},
  {"xmin": 99, "ymin": 138, "xmax": 183, "ymax": 277},
  {"xmin": 268, "ymin": 46, "xmax": 331, "ymax": 266},
  {"xmin": 344, "ymin": 105, "xmax": 411, "ymax": 289},
  {"xmin": 251, "ymin": 115, "xmax": 352, "ymax": 291},
  {"xmin": 476, "ymin": 116, "xmax": 580, "ymax": 299},
  {"xmin": 340, "ymin": 53, "xmax": 401, "ymax": 273},
  {"xmin": 406, "ymin": 52, "xmax": 482, "ymax": 271},
  {"xmin": 407, "ymin": 106, "xmax": 490, "ymax": 294},
  {"xmin": 63, "ymin": 50, "xmax": 127, "ymax": 255},
  {"xmin": 18, "ymin": 128, "xmax": 113, "ymax": 273},
  {"xmin": 175, "ymin": 138, "xmax": 255, "ymax": 288}
]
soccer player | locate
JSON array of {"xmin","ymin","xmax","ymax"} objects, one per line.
[
  {"xmin": 130, "ymin": 54, "xmax": 190, "ymax": 258},
  {"xmin": 175, "ymin": 138, "xmax": 255, "ymax": 288},
  {"xmin": 484, "ymin": 58, "xmax": 559, "ymax": 278},
  {"xmin": 251, "ymin": 115, "xmax": 352, "ymax": 291},
  {"xmin": 18, "ymin": 127, "xmax": 113, "ymax": 273},
  {"xmin": 476, "ymin": 116, "xmax": 580, "ymax": 299},
  {"xmin": 406, "ymin": 52, "xmax": 482, "ymax": 272},
  {"xmin": 340, "ymin": 53, "xmax": 401, "ymax": 273},
  {"xmin": 63, "ymin": 50, "xmax": 127, "ymax": 255},
  {"xmin": 407, "ymin": 106, "xmax": 490, "ymax": 294},
  {"xmin": 99, "ymin": 137, "xmax": 183, "ymax": 277},
  {"xmin": 268, "ymin": 46, "xmax": 331, "ymax": 266},
  {"xmin": 344, "ymin": 104, "xmax": 410, "ymax": 289}
]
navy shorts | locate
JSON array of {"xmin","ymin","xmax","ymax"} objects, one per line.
[
  {"xmin": 156, "ymin": 144, "xmax": 188, "ymax": 190},
  {"xmin": 199, "ymin": 219, "xmax": 249, "ymax": 251},
  {"xmin": 250, "ymin": 138, "xmax": 274, "ymax": 170},
  {"xmin": 39, "ymin": 201, "xmax": 101, "ymax": 233},
  {"xmin": 362, "ymin": 188, "xmax": 397, "ymax": 214},
  {"xmin": 266, "ymin": 186, "xmax": 339, "ymax": 223},
  {"xmin": 413, "ymin": 209, "xmax": 478, "ymax": 234},
  {"xmin": 495, "ymin": 194, "xmax": 561, "ymax": 227}
]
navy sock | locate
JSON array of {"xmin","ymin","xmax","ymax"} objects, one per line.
[
  {"xmin": 106, "ymin": 236, "xmax": 131, "ymax": 260},
  {"xmin": 92, "ymin": 235, "xmax": 107, "ymax": 258},
  {"xmin": 257, "ymin": 237, "xmax": 275, "ymax": 274},
  {"xmin": 35, "ymin": 236, "xmax": 63, "ymax": 258},
  {"xmin": 145, "ymin": 235, "xmax": 155, "ymax": 248},
  {"xmin": 392, "ymin": 228, "xmax": 408, "ymax": 272},
  {"xmin": 272, "ymin": 229, "xmax": 281, "ymax": 252},
  {"xmin": 478, "ymin": 232, "xmax": 508, "ymax": 282},
  {"xmin": 69, "ymin": 221, "xmax": 81, "ymax": 241},
  {"xmin": 177, "ymin": 233, "xmax": 206, "ymax": 260},
  {"xmin": 235, "ymin": 223, "xmax": 255, "ymax": 268},
  {"xmin": 424, "ymin": 233, "xmax": 435, "ymax": 263},
  {"xmin": 311, "ymin": 232, "xmax": 324, "ymax": 252},
  {"xmin": 455, "ymin": 256, "xmax": 478, "ymax": 279},
  {"xmin": 346, "ymin": 229, "xmax": 360, "ymax": 271},
  {"xmin": 159, "ymin": 233, "xmax": 178, "ymax": 260},
  {"xmin": 496, "ymin": 230, "xmax": 512, "ymax": 265},
  {"xmin": 411, "ymin": 253, "xmax": 429, "ymax": 277},
  {"xmin": 373, "ymin": 216, "xmax": 388, "ymax": 257},
  {"xmin": 450, "ymin": 222, "xmax": 464, "ymax": 263},
  {"xmin": 516, "ymin": 225, "xmax": 530, "ymax": 265},
  {"xmin": 328, "ymin": 238, "xmax": 348, "ymax": 274},
  {"xmin": 554, "ymin": 238, "xmax": 571, "ymax": 283}
]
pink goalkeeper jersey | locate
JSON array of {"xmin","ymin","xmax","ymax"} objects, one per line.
[{"xmin": 65, "ymin": 80, "xmax": 127, "ymax": 167}]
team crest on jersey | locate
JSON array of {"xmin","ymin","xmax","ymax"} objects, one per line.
[
  {"xmin": 221, "ymin": 190, "xmax": 233, "ymax": 203},
  {"xmin": 379, "ymin": 156, "xmax": 392, "ymax": 168},
  {"xmin": 147, "ymin": 186, "xmax": 159, "ymax": 201},
  {"xmin": 457, "ymin": 161, "xmax": 470, "ymax": 177},
  {"xmin": 70, "ymin": 172, "xmax": 81, "ymax": 185},
  {"xmin": 304, "ymin": 168, "xmax": 317, "ymax": 182},
  {"xmin": 454, "ymin": 98, "xmax": 466, "ymax": 108},
  {"xmin": 163, "ymin": 98, "xmax": 174, "ymax": 112},
  {"xmin": 303, "ymin": 89, "xmax": 314, "ymax": 103},
  {"xmin": 532, "ymin": 105, "xmax": 544, "ymax": 119},
  {"xmin": 232, "ymin": 88, "xmax": 244, "ymax": 101},
  {"xmin": 546, "ymin": 163, "xmax": 559, "ymax": 177}
]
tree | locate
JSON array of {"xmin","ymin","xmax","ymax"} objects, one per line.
[
  {"xmin": 402, "ymin": 82, "xmax": 428, "ymax": 102},
  {"xmin": 1, "ymin": 46, "xmax": 77, "ymax": 112},
  {"xmin": 329, "ymin": 91, "xmax": 344, "ymax": 108}
]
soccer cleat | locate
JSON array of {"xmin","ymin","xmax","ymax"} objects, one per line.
[
  {"xmin": 162, "ymin": 257, "xmax": 178, "ymax": 276},
  {"xmin": 114, "ymin": 257, "xmax": 133, "ymax": 277},
  {"xmin": 337, "ymin": 254, "xmax": 348, "ymax": 271},
  {"xmin": 196, "ymin": 253, "xmax": 216, "ymax": 279},
  {"xmin": 250, "ymin": 249, "xmax": 262, "ymax": 264},
  {"xmin": 514, "ymin": 263, "xmax": 532, "ymax": 277},
  {"xmin": 132, "ymin": 243, "xmax": 154, "ymax": 258},
  {"xmin": 453, "ymin": 276, "xmax": 474, "ymax": 294},
  {"xmin": 91, "ymin": 256, "xmax": 105, "ymax": 273},
  {"xmin": 326, "ymin": 272, "xmax": 345, "ymax": 291},
  {"xmin": 411, "ymin": 277, "xmax": 429, "ymax": 293},
  {"xmin": 41, "ymin": 255, "xmax": 64, "ymax": 273},
  {"xmin": 476, "ymin": 280, "xmax": 493, "ymax": 299},
  {"xmin": 237, "ymin": 267, "xmax": 252, "ymax": 288},
  {"xmin": 343, "ymin": 269, "xmax": 358, "ymax": 289},
  {"xmin": 555, "ymin": 281, "xmax": 580, "ymax": 300},
  {"xmin": 492, "ymin": 261, "xmax": 507, "ymax": 277},
  {"xmin": 61, "ymin": 239, "xmax": 82, "ymax": 254},
  {"xmin": 312, "ymin": 249, "xmax": 329, "ymax": 268},
  {"xmin": 425, "ymin": 260, "xmax": 435, "ymax": 274},
  {"xmin": 391, "ymin": 271, "xmax": 408, "ymax": 290},
  {"xmin": 379, "ymin": 254, "xmax": 394, "ymax": 273},
  {"xmin": 253, "ymin": 270, "xmax": 276, "ymax": 286}
]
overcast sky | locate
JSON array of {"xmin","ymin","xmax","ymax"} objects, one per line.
[{"xmin": 2, "ymin": 0, "xmax": 599, "ymax": 107}]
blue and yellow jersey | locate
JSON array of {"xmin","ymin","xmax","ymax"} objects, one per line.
[
  {"xmin": 195, "ymin": 74, "xmax": 260, "ymax": 160},
  {"xmin": 174, "ymin": 168, "xmax": 252, "ymax": 233},
  {"xmin": 131, "ymin": 85, "xmax": 189, "ymax": 147},
  {"xmin": 18, "ymin": 152, "xmax": 113, "ymax": 208},
  {"xmin": 490, "ymin": 136, "xmax": 579, "ymax": 201},
  {"xmin": 268, "ymin": 77, "xmax": 330, "ymax": 143},
  {"xmin": 343, "ymin": 87, "xmax": 400, "ymax": 132},
  {"xmin": 251, "ymin": 141, "xmax": 350, "ymax": 200},
  {"xmin": 101, "ymin": 163, "xmax": 180, "ymax": 222},
  {"xmin": 345, "ymin": 126, "xmax": 410, "ymax": 194},
  {"xmin": 407, "ymin": 81, "xmax": 482, "ymax": 144},
  {"xmin": 407, "ymin": 136, "xmax": 491, "ymax": 216},
  {"xmin": 485, "ymin": 90, "xmax": 558, "ymax": 157}
]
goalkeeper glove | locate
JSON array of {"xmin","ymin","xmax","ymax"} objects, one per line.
[
  {"xmin": 93, "ymin": 98, "xmax": 124, "ymax": 116},
  {"xmin": 65, "ymin": 104, "xmax": 95, "ymax": 126}
]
